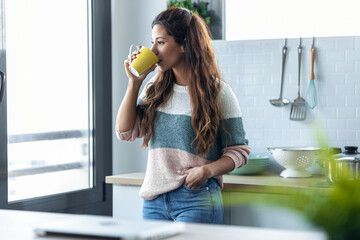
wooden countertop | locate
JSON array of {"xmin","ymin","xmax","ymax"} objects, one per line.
[{"xmin": 106, "ymin": 172, "xmax": 331, "ymax": 194}]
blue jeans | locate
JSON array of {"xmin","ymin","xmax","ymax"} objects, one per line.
[{"xmin": 142, "ymin": 178, "xmax": 224, "ymax": 224}]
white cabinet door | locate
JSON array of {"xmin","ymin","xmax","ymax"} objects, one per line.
[{"xmin": 113, "ymin": 185, "xmax": 143, "ymax": 221}]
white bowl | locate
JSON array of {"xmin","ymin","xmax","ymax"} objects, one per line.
[{"xmin": 267, "ymin": 147, "xmax": 321, "ymax": 178}]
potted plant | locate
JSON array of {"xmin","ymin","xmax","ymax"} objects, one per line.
[{"xmin": 168, "ymin": 0, "xmax": 222, "ymax": 39}]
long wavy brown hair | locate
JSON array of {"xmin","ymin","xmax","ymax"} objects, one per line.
[{"xmin": 138, "ymin": 7, "xmax": 224, "ymax": 157}]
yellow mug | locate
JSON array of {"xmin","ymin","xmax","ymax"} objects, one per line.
[{"xmin": 129, "ymin": 44, "xmax": 158, "ymax": 77}]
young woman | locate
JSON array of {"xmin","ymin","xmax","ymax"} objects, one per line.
[{"xmin": 116, "ymin": 7, "xmax": 250, "ymax": 224}]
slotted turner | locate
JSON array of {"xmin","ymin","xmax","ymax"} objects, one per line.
[{"xmin": 290, "ymin": 39, "xmax": 306, "ymax": 121}]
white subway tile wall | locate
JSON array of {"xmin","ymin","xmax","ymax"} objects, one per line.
[{"xmin": 212, "ymin": 37, "xmax": 360, "ymax": 163}]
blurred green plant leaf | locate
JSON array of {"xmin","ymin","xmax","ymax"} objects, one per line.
[
  {"xmin": 168, "ymin": 0, "xmax": 211, "ymax": 26},
  {"xmin": 226, "ymin": 123, "xmax": 360, "ymax": 240}
]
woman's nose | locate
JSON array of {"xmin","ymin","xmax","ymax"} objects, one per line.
[{"xmin": 151, "ymin": 44, "xmax": 158, "ymax": 55}]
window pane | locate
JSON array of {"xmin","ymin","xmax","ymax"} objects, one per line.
[{"xmin": 5, "ymin": 0, "xmax": 92, "ymax": 202}]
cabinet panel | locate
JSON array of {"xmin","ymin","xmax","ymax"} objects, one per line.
[
  {"xmin": 113, "ymin": 185, "xmax": 143, "ymax": 221},
  {"xmin": 222, "ymin": 191, "xmax": 315, "ymax": 231}
]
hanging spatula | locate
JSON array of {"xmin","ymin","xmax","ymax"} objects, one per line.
[{"xmin": 290, "ymin": 38, "xmax": 306, "ymax": 121}]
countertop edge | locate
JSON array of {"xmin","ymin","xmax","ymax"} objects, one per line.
[{"xmin": 106, "ymin": 172, "xmax": 331, "ymax": 193}]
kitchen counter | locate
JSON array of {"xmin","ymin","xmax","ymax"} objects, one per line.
[
  {"xmin": 106, "ymin": 172, "xmax": 330, "ymax": 230},
  {"xmin": 106, "ymin": 172, "xmax": 330, "ymax": 194},
  {"xmin": 0, "ymin": 209, "xmax": 327, "ymax": 240}
]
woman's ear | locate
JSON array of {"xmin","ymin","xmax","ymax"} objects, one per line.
[
  {"xmin": 182, "ymin": 38, "xmax": 186, "ymax": 53},
  {"xmin": 181, "ymin": 45, "xmax": 185, "ymax": 53}
]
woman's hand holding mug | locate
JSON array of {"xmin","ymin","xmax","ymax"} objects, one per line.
[{"xmin": 125, "ymin": 44, "xmax": 158, "ymax": 84}]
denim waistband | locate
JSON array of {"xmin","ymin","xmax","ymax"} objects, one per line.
[{"xmin": 204, "ymin": 177, "xmax": 220, "ymax": 190}]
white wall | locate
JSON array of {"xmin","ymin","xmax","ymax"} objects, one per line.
[
  {"xmin": 225, "ymin": 0, "xmax": 360, "ymax": 40},
  {"xmin": 111, "ymin": 0, "xmax": 167, "ymax": 174}
]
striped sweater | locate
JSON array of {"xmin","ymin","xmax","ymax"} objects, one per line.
[{"xmin": 116, "ymin": 76, "xmax": 250, "ymax": 200}]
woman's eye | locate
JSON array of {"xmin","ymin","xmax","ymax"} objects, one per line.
[{"xmin": 151, "ymin": 40, "xmax": 164, "ymax": 46}]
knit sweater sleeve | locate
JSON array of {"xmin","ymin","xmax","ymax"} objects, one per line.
[
  {"xmin": 218, "ymin": 81, "xmax": 250, "ymax": 169},
  {"xmin": 115, "ymin": 115, "xmax": 142, "ymax": 142},
  {"xmin": 115, "ymin": 76, "xmax": 155, "ymax": 142}
]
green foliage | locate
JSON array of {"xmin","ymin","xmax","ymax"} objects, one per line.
[
  {"xmin": 228, "ymin": 123, "xmax": 360, "ymax": 240},
  {"xmin": 288, "ymin": 126, "xmax": 360, "ymax": 239},
  {"xmin": 168, "ymin": 0, "xmax": 211, "ymax": 25},
  {"xmin": 287, "ymin": 125, "xmax": 360, "ymax": 239},
  {"xmin": 168, "ymin": 0, "xmax": 193, "ymax": 11},
  {"xmin": 291, "ymin": 178, "xmax": 360, "ymax": 240}
]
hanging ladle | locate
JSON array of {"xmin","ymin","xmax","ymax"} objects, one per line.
[{"xmin": 269, "ymin": 38, "xmax": 290, "ymax": 107}]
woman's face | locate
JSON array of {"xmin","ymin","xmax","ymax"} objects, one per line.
[{"xmin": 151, "ymin": 24, "xmax": 185, "ymax": 72}]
